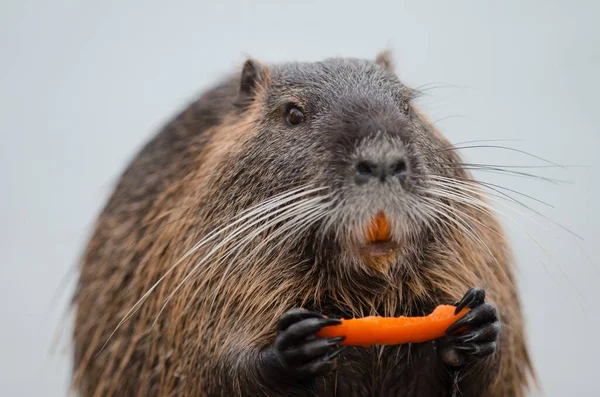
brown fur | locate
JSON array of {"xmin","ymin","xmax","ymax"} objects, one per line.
[{"xmin": 73, "ymin": 55, "xmax": 534, "ymax": 396}]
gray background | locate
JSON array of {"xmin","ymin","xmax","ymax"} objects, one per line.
[{"xmin": 1, "ymin": 0, "xmax": 598, "ymax": 396}]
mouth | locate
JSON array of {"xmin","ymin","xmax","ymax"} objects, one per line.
[
  {"xmin": 359, "ymin": 240, "xmax": 400, "ymax": 256},
  {"xmin": 358, "ymin": 211, "xmax": 400, "ymax": 271}
]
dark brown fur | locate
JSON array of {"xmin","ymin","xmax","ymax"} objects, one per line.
[{"xmin": 73, "ymin": 53, "xmax": 534, "ymax": 396}]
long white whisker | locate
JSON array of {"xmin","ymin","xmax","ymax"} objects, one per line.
[
  {"xmin": 463, "ymin": 167, "xmax": 567, "ymax": 184},
  {"xmin": 225, "ymin": 201, "xmax": 332, "ymax": 278},
  {"xmin": 203, "ymin": 199, "xmax": 331, "ymax": 310},
  {"xmin": 427, "ymin": 187, "xmax": 546, "ymax": 260},
  {"xmin": 427, "ymin": 183, "xmax": 539, "ymax": 229},
  {"xmin": 98, "ymin": 185, "xmax": 324, "ymax": 353},
  {"xmin": 243, "ymin": 204, "xmax": 331, "ymax": 271},
  {"xmin": 426, "ymin": 180, "xmax": 579, "ymax": 289},
  {"xmin": 427, "ymin": 182, "xmax": 586, "ymax": 303},
  {"xmin": 421, "ymin": 196, "xmax": 516, "ymax": 290},
  {"xmin": 427, "ymin": 183, "xmax": 552, "ymax": 253},
  {"xmin": 154, "ymin": 195, "xmax": 330, "ymax": 323},
  {"xmin": 433, "ymin": 144, "xmax": 566, "ymax": 169},
  {"xmin": 430, "ymin": 175, "xmax": 582, "ymax": 240},
  {"xmin": 431, "ymin": 174, "xmax": 553, "ymax": 207},
  {"xmin": 205, "ymin": 203, "xmax": 331, "ymax": 313}
]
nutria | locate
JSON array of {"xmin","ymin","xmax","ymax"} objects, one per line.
[{"xmin": 73, "ymin": 50, "xmax": 534, "ymax": 396}]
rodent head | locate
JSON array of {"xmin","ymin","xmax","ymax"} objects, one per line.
[{"xmin": 203, "ymin": 51, "xmax": 468, "ymax": 280}]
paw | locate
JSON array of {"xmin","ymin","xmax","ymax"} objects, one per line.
[
  {"xmin": 273, "ymin": 308, "xmax": 345, "ymax": 379},
  {"xmin": 437, "ymin": 288, "xmax": 501, "ymax": 367}
]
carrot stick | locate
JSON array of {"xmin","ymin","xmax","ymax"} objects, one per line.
[{"xmin": 316, "ymin": 305, "xmax": 469, "ymax": 347}]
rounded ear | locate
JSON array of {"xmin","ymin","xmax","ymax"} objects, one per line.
[
  {"xmin": 375, "ymin": 49, "xmax": 394, "ymax": 73},
  {"xmin": 236, "ymin": 58, "xmax": 268, "ymax": 109}
]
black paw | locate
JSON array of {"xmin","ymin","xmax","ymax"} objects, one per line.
[
  {"xmin": 437, "ymin": 288, "xmax": 501, "ymax": 367},
  {"xmin": 273, "ymin": 308, "xmax": 345, "ymax": 379}
]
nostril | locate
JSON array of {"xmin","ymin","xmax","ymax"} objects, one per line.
[
  {"xmin": 390, "ymin": 158, "xmax": 408, "ymax": 178},
  {"xmin": 355, "ymin": 160, "xmax": 378, "ymax": 185},
  {"xmin": 354, "ymin": 158, "xmax": 407, "ymax": 185},
  {"xmin": 356, "ymin": 161, "xmax": 376, "ymax": 176}
]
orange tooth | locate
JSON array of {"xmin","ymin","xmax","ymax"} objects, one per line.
[{"xmin": 367, "ymin": 211, "xmax": 391, "ymax": 243}]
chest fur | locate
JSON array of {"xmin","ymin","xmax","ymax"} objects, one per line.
[{"xmin": 312, "ymin": 344, "xmax": 453, "ymax": 397}]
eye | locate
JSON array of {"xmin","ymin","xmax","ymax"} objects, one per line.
[
  {"xmin": 286, "ymin": 105, "xmax": 305, "ymax": 126},
  {"xmin": 403, "ymin": 101, "xmax": 410, "ymax": 114}
]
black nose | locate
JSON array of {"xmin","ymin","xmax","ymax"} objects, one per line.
[{"xmin": 355, "ymin": 157, "xmax": 408, "ymax": 185}]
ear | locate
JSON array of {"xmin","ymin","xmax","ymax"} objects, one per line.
[
  {"xmin": 375, "ymin": 49, "xmax": 394, "ymax": 73},
  {"xmin": 236, "ymin": 58, "xmax": 267, "ymax": 109}
]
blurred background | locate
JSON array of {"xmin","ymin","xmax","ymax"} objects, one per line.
[{"xmin": 1, "ymin": 0, "xmax": 598, "ymax": 396}]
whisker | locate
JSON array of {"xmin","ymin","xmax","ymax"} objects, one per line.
[
  {"xmin": 421, "ymin": 196, "xmax": 515, "ymax": 289},
  {"xmin": 449, "ymin": 177, "xmax": 553, "ymax": 208},
  {"xmin": 431, "ymin": 175, "xmax": 552, "ymax": 210},
  {"xmin": 205, "ymin": 203, "xmax": 331, "ymax": 314},
  {"xmin": 428, "ymin": 182, "xmax": 542, "ymax": 232},
  {"xmin": 97, "ymin": 185, "xmax": 324, "ymax": 353},
  {"xmin": 412, "ymin": 82, "xmax": 470, "ymax": 92},
  {"xmin": 427, "ymin": 187, "xmax": 538, "ymax": 239},
  {"xmin": 425, "ymin": 179, "xmax": 574, "ymax": 285},
  {"xmin": 432, "ymin": 185, "xmax": 587, "ymax": 301},
  {"xmin": 425, "ymin": 139, "xmax": 524, "ymax": 153},
  {"xmin": 428, "ymin": 144, "xmax": 564, "ymax": 168},
  {"xmin": 154, "ymin": 195, "xmax": 330, "ymax": 323},
  {"xmin": 203, "ymin": 199, "xmax": 331, "ymax": 311},
  {"xmin": 132, "ymin": 178, "xmax": 312, "ymax": 243},
  {"xmin": 424, "ymin": 181, "xmax": 581, "ymax": 297},
  {"xmin": 181, "ymin": 200, "xmax": 330, "ymax": 320},
  {"xmin": 226, "ymin": 202, "xmax": 331, "ymax": 277},
  {"xmin": 430, "ymin": 115, "xmax": 474, "ymax": 125},
  {"xmin": 431, "ymin": 162, "xmax": 584, "ymax": 170},
  {"xmin": 461, "ymin": 166, "xmax": 568, "ymax": 184},
  {"xmin": 430, "ymin": 175, "xmax": 583, "ymax": 240},
  {"xmin": 426, "ymin": 194, "xmax": 527, "ymax": 291}
]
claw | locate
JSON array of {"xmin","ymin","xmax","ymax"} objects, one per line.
[
  {"xmin": 447, "ymin": 302, "xmax": 497, "ymax": 335},
  {"xmin": 322, "ymin": 345, "xmax": 346, "ymax": 361},
  {"xmin": 282, "ymin": 336, "xmax": 345, "ymax": 365},
  {"xmin": 273, "ymin": 308, "xmax": 343, "ymax": 379},
  {"xmin": 276, "ymin": 317, "xmax": 341, "ymax": 350},
  {"xmin": 277, "ymin": 308, "xmax": 324, "ymax": 331},
  {"xmin": 454, "ymin": 287, "xmax": 486, "ymax": 314},
  {"xmin": 454, "ymin": 322, "xmax": 501, "ymax": 343},
  {"xmin": 438, "ymin": 290, "xmax": 501, "ymax": 367},
  {"xmin": 454, "ymin": 341, "xmax": 497, "ymax": 358},
  {"xmin": 328, "ymin": 336, "xmax": 346, "ymax": 345}
]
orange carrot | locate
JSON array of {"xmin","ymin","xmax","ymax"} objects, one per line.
[{"xmin": 316, "ymin": 305, "xmax": 469, "ymax": 347}]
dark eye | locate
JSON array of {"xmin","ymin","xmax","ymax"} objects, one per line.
[
  {"xmin": 286, "ymin": 105, "xmax": 305, "ymax": 126},
  {"xmin": 403, "ymin": 101, "xmax": 410, "ymax": 114}
]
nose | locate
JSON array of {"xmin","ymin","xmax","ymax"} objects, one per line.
[{"xmin": 354, "ymin": 156, "xmax": 408, "ymax": 185}]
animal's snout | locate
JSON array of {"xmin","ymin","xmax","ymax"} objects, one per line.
[{"xmin": 354, "ymin": 154, "xmax": 408, "ymax": 185}]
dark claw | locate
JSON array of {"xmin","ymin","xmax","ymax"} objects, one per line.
[
  {"xmin": 453, "ymin": 287, "xmax": 486, "ymax": 314},
  {"xmin": 446, "ymin": 302, "xmax": 498, "ymax": 335},
  {"xmin": 282, "ymin": 337, "xmax": 345, "ymax": 365},
  {"xmin": 291, "ymin": 345, "xmax": 346, "ymax": 376},
  {"xmin": 452, "ymin": 322, "xmax": 501, "ymax": 344},
  {"xmin": 277, "ymin": 308, "xmax": 324, "ymax": 331},
  {"xmin": 322, "ymin": 345, "xmax": 346, "ymax": 361},
  {"xmin": 454, "ymin": 341, "xmax": 497, "ymax": 358},
  {"xmin": 438, "ymin": 288, "xmax": 500, "ymax": 367},
  {"xmin": 272, "ymin": 308, "xmax": 344, "ymax": 380},
  {"xmin": 275, "ymin": 317, "xmax": 341, "ymax": 350}
]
